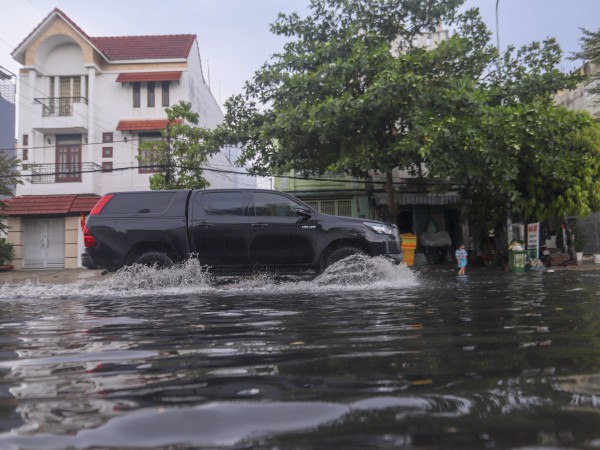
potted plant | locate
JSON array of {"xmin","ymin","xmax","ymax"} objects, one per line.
[{"xmin": 0, "ymin": 237, "xmax": 14, "ymax": 267}]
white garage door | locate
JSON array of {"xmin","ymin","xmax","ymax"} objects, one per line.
[{"xmin": 23, "ymin": 219, "xmax": 65, "ymax": 269}]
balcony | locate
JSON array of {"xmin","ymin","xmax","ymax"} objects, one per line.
[
  {"xmin": 24, "ymin": 162, "xmax": 102, "ymax": 184},
  {"xmin": 32, "ymin": 97, "xmax": 88, "ymax": 134}
]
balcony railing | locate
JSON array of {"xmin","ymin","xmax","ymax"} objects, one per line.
[
  {"xmin": 33, "ymin": 97, "xmax": 88, "ymax": 117},
  {"xmin": 24, "ymin": 162, "xmax": 102, "ymax": 184}
]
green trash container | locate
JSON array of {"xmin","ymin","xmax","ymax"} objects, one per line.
[{"xmin": 509, "ymin": 250, "xmax": 527, "ymax": 273}]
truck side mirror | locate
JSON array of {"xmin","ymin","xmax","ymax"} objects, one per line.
[{"xmin": 295, "ymin": 207, "xmax": 312, "ymax": 221}]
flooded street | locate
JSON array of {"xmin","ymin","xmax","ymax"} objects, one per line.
[{"xmin": 0, "ymin": 258, "xmax": 600, "ymax": 449}]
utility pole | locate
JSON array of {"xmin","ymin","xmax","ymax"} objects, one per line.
[
  {"xmin": 496, "ymin": 0, "xmax": 501, "ymax": 53},
  {"xmin": 496, "ymin": 0, "xmax": 514, "ymax": 245}
]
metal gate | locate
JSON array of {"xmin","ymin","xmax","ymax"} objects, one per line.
[
  {"xmin": 23, "ymin": 219, "xmax": 65, "ymax": 269},
  {"xmin": 576, "ymin": 213, "xmax": 600, "ymax": 254}
]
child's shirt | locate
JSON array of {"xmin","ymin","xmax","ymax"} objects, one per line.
[{"xmin": 455, "ymin": 248, "xmax": 467, "ymax": 262}]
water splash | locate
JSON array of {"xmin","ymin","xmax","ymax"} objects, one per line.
[
  {"xmin": 315, "ymin": 254, "xmax": 416, "ymax": 287},
  {"xmin": 0, "ymin": 256, "xmax": 418, "ymax": 299}
]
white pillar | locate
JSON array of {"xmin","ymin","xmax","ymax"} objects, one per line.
[
  {"xmin": 87, "ymin": 67, "xmax": 96, "ymax": 167},
  {"xmin": 27, "ymin": 69, "xmax": 37, "ymax": 162},
  {"xmin": 53, "ymin": 76, "xmax": 59, "ymax": 98}
]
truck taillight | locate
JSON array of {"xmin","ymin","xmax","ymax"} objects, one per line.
[
  {"xmin": 89, "ymin": 194, "xmax": 114, "ymax": 215},
  {"xmin": 83, "ymin": 225, "xmax": 96, "ymax": 248}
]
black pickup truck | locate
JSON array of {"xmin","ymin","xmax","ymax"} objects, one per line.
[{"xmin": 82, "ymin": 189, "xmax": 403, "ymax": 275}]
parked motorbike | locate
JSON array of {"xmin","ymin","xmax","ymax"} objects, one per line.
[{"xmin": 540, "ymin": 245, "xmax": 552, "ymax": 267}]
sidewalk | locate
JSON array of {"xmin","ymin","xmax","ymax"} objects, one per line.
[
  {"xmin": 1, "ymin": 257, "xmax": 599, "ymax": 285},
  {"xmin": 0, "ymin": 268, "xmax": 105, "ymax": 285},
  {"xmin": 420, "ymin": 255, "xmax": 600, "ymax": 273}
]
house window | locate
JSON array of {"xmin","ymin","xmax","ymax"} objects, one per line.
[
  {"xmin": 22, "ymin": 149, "xmax": 29, "ymax": 161},
  {"xmin": 133, "ymin": 82, "xmax": 141, "ymax": 108},
  {"xmin": 59, "ymin": 76, "xmax": 82, "ymax": 116},
  {"xmin": 55, "ymin": 134, "xmax": 82, "ymax": 182},
  {"xmin": 162, "ymin": 81, "xmax": 170, "ymax": 107},
  {"xmin": 102, "ymin": 162, "xmax": 113, "ymax": 172},
  {"xmin": 102, "ymin": 147, "xmax": 113, "ymax": 158},
  {"xmin": 304, "ymin": 199, "xmax": 353, "ymax": 217},
  {"xmin": 102, "ymin": 132, "xmax": 113, "ymax": 143},
  {"xmin": 138, "ymin": 132, "xmax": 163, "ymax": 173},
  {"xmin": 321, "ymin": 201, "xmax": 336, "ymax": 215},
  {"xmin": 147, "ymin": 82, "xmax": 155, "ymax": 107},
  {"xmin": 337, "ymin": 200, "xmax": 352, "ymax": 216},
  {"xmin": 23, "ymin": 134, "xmax": 28, "ymax": 146}
]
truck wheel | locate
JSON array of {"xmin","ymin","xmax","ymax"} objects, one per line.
[
  {"xmin": 133, "ymin": 251, "xmax": 173, "ymax": 268},
  {"xmin": 323, "ymin": 246, "xmax": 365, "ymax": 270}
]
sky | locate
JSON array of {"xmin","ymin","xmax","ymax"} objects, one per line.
[{"xmin": 0, "ymin": 0, "xmax": 598, "ymax": 109}]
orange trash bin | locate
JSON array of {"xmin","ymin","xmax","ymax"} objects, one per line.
[{"xmin": 400, "ymin": 234, "xmax": 417, "ymax": 266}]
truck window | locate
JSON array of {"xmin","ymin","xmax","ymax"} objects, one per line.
[
  {"xmin": 199, "ymin": 192, "xmax": 244, "ymax": 216},
  {"xmin": 252, "ymin": 192, "xmax": 300, "ymax": 218},
  {"xmin": 101, "ymin": 192, "xmax": 177, "ymax": 215}
]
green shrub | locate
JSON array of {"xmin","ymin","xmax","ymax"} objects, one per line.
[{"xmin": 0, "ymin": 237, "xmax": 14, "ymax": 265}]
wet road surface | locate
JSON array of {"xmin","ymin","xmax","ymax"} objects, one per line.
[{"xmin": 0, "ymin": 257, "xmax": 600, "ymax": 449}]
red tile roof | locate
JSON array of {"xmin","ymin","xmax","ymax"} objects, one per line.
[
  {"xmin": 116, "ymin": 119, "xmax": 182, "ymax": 131},
  {"xmin": 116, "ymin": 71, "xmax": 183, "ymax": 82},
  {"xmin": 2, "ymin": 194, "xmax": 101, "ymax": 216},
  {"xmin": 91, "ymin": 35, "xmax": 195, "ymax": 60},
  {"xmin": 12, "ymin": 8, "xmax": 196, "ymax": 62}
]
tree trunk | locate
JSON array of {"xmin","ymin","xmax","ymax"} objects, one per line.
[
  {"xmin": 385, "ymin": 170, "xmax": 397, "ymax": 224},
  {"xmin": 165, "ymin": 130, "xmax": 172, "ymax": 187}
]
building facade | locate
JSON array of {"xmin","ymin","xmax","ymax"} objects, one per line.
[
  {"xmin": 555, "ymin": 62, "xmax": 600, "ymax": 254},
  {"xmin": 0, "ymin": 65, "xmax": 16, "ymax": 201},
  {"xmin": 4, "ymin": 8, "xmax": 238, "ymax": 269},
  {"xmin": 274, "ymin": 174, "xmax": 371, "ymax": 219}
]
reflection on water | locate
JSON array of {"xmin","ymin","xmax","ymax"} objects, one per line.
[{"xmin": 0, "ymin": 257, "xmax": 600, "ymax": 448}]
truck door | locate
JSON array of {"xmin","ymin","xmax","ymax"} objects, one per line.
[
  {"xmin": 248, "ymin": 191, "xmax": 317, "ymax": 266},
  {"xmin": 189, "ymin": 191, "xmax": 249, "ymax": 266}
]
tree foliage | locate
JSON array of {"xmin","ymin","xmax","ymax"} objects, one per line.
[
  {"xmin": 0, "ymin": 152, "xmax": 19, "ymax": 203},
  {"xmin": 213, "ymin": 0, "xmax": 597, "ymax": 229},
  {"xmin": 138, "ymin": 101, "xmax": 217, "ymax": 190},
  {"xmin": 0, "ymin": 152, "xmax": 20, "ymax": 261}
]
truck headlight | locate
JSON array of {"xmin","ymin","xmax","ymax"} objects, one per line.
[{"xmin": 364, "ymin": 222, "xmax": 395, "ymax": 235}]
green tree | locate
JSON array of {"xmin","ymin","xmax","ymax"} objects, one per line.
[
  {"xmin": 572, "ymin": 27, "xmax": 600, "ymax": 98},
  {"xmin": 425, "ymin": 38, "xmax": 591, "ymax": 234},
  {"xmin": 215, "ymin": 0, "xmax": 468, "ymax": 219},
  {"xmin": 213, "ymin": 0, "xmax": 595, "ymax": 232},
  {"xmin": 138, "ymin": 101, "xmax": 217, "ymax": 190},
  {"xmin": 0, "ymin": 152, "xmax": 20, "ymax": 263}
]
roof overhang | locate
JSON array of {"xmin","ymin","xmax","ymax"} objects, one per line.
[
  {"xmin": 2, "ymin": 194, "xmax": 101, "ymax": 216},
  {"xmin": 11, "ymin": 8, "xmax": 109, "ymax": 65},
  {"xmin": 33, "ymin": 126, "xmax": 87, "ymax": 134},
  {"xmin": 116, "ymin": 119, "xmax": 182, "ymax": 131},
  {"xmin": 373, "ymin": 192, "xmax": 462, "ymax": 206},
  {"xmin": 116, "ymin": 71, "xmax": 183, "ymax": 83}
]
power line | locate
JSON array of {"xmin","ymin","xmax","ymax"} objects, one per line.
[
  {"xmin": 0, "ymin": 136, "xmax": 146, "ymax": 153},
  {"xmin": 0, "ymin": 163, "xmax": 463, "ymax": 189}
]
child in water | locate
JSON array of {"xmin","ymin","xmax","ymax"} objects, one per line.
[{"xmin": 455, "ymin": 244, "xmax": 467, "ymax": 276}]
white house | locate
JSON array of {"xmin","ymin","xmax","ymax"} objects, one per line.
[{"xmin": 4, "ymin": 8, "xmax": 239, "ymax": 269}]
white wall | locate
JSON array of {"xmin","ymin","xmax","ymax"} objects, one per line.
[
  {"xmin": 185, "ymin": 41, "xmax": 234, "ymax": 189},
  {"xmin": 17, "ymin": 33, "xmax": 239, "ymax": 196},
  {"xmin": 43, "ymin": 44, "xmax": 86, "ymax": 75}
]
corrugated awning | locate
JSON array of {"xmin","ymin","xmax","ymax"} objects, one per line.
[
  {"xmin": 116, "ymin": 118, "xmax": 181, "ymax": 131},
  {"xmin": 116, "ymin": 71, "xmax": 183, "ymax": 83},
  {"xmin": 373, "ymin": 192, "xmax": 462, "ymax": 206}
]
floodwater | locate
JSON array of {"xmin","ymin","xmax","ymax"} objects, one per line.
[{"xmin": 0, "ymin": 257, "xmax": 600, "ymax": 449}]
